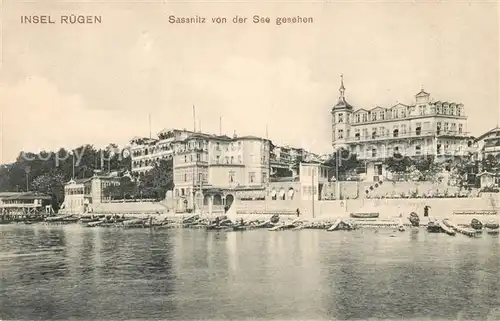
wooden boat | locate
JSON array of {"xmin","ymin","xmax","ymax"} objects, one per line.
[
  {"xmin": 45, "ymin": 215, "xmax": 65, "ymax": 222},
  {"xmin": 398, "ymin": 225, "xmax": 406, "ymax": 232},
  {"xmin": 438, "ymin": 220, "xmax": 456, "ymax": 236},
  {"xmin": 408, "ymin": 212, "xmax": 420, "ymax": 227},
  {"xmin": 327, "ymin": 219, "xmax": 342, "ymax": 232},
  {"xmin": 85, "ymin": 221, "xmax": 103, "ymax": 227},
  {"xmin": 484, "ymin": 220, "xmax": 499, "ymax": 230},
  {"xmin": 206, "ymin": 224, "xmax": 230, "ymax": 231},
  {"xmin": 232, "ymin": 225, "xmax": 247, "ymax": 231},
  {"xmin": 485, "ymin": 228, "xmax": 499, "ymax": 235},
  {"xmin": 350, "ymin": 212, "xmax": 379, "ymax": 219},
  {"xmin": 470, "ymin": 218, "xmax": 483, "ymax": 230},
  {"xmin": 427, "ymin": 220, "xmax": 441, "ymax": 233}
]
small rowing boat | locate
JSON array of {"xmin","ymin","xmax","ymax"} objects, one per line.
[{"xmin": 350, "ymin": 212, "xmax": 379, "ymax": 219}]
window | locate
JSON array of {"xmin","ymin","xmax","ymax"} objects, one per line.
[
  {"xmin": 262, "ymin": 172, "xmax": 267, "ymax": 183},
  {"xmin": 444, "ymin": 122, "xmax": 449, "ymax": 132},
  {"xmin": 196, "ymin": 153, "xmax": 200, "ymax": 161},
  {"xmin": 216, "ymin": 142, "xmax": 220, "ymax": 151},
  {"xmin": 216, "ymin": 155, "xmax": 220, "ymax": 164},
  {"xmin": 184, "ymin": 173, "xmax": 187, "ymax": 182},
  {"xmin": 356, "ymin": 114, "xmax": 360, "ymax": 123},
  {"xmin": 230, "ymin": 156, "xmax": 234, "ymax": 164},
  {"xmin": 229, "ymin": 171, "xmax": 235, "ymax": 183},
  {"xmin": 199, "ymin": 172, "xmax": 203, "ymax": 182},
  {"xmin": 415, "ymin": 126, "xmax": 421, "ymax": 136},
  {"xmin": 371, "ymin": 148, "xmax": 377, "ymax": 158},
  {"xmin": 338, "ymin": 129, "xmax": 344, "ymax": 139},
  {"xmin": 393, "ymin": 129, "xmax": 399, "ymax": 137},
  {"xmin": 401, "ymin": 124, "xmax": 407, "ymax": 135},
  {"xmin": 371, "ymin": 112, "xmax": 377, "ymax": 121},
  {"xmin": 184, "ymin": 155, "xmax": 187, "ymax": 163},
  {"xmin": 380, "ymin": 111, "xmax": 385, "ymax": 120},
  {"xmin": 450, "ymin": 106, "xmax": 455, "ymax": 115},
  {"xmin": 415, "ymin": 145, "xmax": 421, "ymax": 155},
  {"xmin": 354, "ymin": 132, "xmax": 360, "ymax": 140},
  {"xmin": 457, "ymin": 106, "xmax": 462, "ymax": 116},
  {"xmin": 372, "ymin": 129, "xmax": 377, "ymax": 139},
  {"xmin": 225, "ymin": 156, "xmax": 229, "ymax": 164},
  {"xmin": 437, "ymin": 122, "xmax": 442, "ymax": 135},
  {"xmin": 362, "ymin": 113, "xmax": 367, "ymax": 122},
  {"xmin": 379, "ymin": 127, "xmax": 385, "ymax": 137},
  {"xmin": 451, "ymin": 123, "xmax": 456, "ymax": 133},
  {"xmin": 444, "ymin": 105, "xmax": 449, "ymax": 114},
  {"xmin": 338, "ymin": 113, "xmax": 344, "ymax": 123},
  {"xmin": 249, "ymin": 172, "xmax": 255, "ymax": 183},
  {"xmin": 362, "ymin": 129, "xmax": 368, "ymax": 139},
  {"xmin": 458, "ymin": 124, "xmax": 463, "ymax": 134}
]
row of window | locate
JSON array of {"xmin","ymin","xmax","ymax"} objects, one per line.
[
  {"xmin": 334, "ymin": 105, "xmax": 463, "ymax": 124},
  {"xmin": 350, "ymin": 143, "xmax": 464, "ymax": 158},
  {"xmin": 334, "ymin": 122, "xmax": 463, "ymax": 141}
]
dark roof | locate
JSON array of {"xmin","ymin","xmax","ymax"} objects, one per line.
[
  {"xmin": 333, "ymin": 96, "xmax": 353, "ymax": 110},
  {"xmin": 474, "ymin": 126, "xmax": 500, "ymax": 143},
  {"xmin": 415, "ymin": 90, "xmax": 430, "ymax": 97}
]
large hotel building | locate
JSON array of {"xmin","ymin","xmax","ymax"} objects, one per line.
[
  {"xmin": 129, "ymin": 129, "xmax": 321, "ymax": 212},
  {"xmin": 331, "ymin": 76, "xmax": 473, "ymax": 181}
]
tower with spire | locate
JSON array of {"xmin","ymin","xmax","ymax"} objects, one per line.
[{"xmin": 331, "ymin": 74, "xmax": 353, "ymax": 150}]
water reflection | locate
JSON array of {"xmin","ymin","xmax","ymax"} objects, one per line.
[{"xmin": 0, "ymin": 226, "xmax": 499, "ymax": 320}]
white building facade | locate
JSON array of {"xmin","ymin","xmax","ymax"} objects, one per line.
[{"xmin": 331, "ymin": 76, "xmax": 472, "ymax": 182}]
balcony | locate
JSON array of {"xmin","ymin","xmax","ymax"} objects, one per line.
[{"xmin": 347, "ymin": 129, "xmax": 468, "ymax": 144}]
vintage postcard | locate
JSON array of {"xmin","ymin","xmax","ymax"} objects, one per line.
[{"xmin": 0, "ymin": 0, "xmax": 499, "ymax": 320}]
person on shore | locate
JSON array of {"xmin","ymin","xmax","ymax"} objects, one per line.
[
  {"xmin": 215, "ymin": 216, "xmax": 220, "ymax": 226},
  {"xmin": 296, "ymin": 208, "xmax": 300, "ymax": 218},
  {"xmin": 424, "ymin": 205, "xmax": 430, "ymax": 217},
  {"xmin": 240, "ymin": 217, "xmax": 244, "ymax": 226}
]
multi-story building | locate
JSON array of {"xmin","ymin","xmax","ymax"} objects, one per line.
[
  {"xmin": 130, "ymin": 129, "xmax": 194, "ymax": 174},
  {"xmin": 60, "ymin": 173, "xmax": 120, "ymax": 214},
  {"xmin": 171, "ymin": 133, "xmax": 272, "ymax": 213},
  {"xmin": 331, "ymin": 75, "xmax": 471, "ymax": 181},
  {"xmin": 475, "ymin": 126, "xmax": 500, "ymax": 176}
]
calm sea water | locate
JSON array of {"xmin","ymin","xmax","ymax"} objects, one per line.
[{"xmin": 0, "ymin": 224, "xmax": 499, "ymax": 320}]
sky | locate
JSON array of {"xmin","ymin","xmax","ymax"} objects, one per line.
[{"xmin": 0, "ymin": 0, "xmax": 499, "ymax": 163}]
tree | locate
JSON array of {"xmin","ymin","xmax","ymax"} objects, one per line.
[
  {"xmin": 383, "ymin": 153, "xmax": 412, "ymax": 176},
  {"xmin": 103, "ymin": 176, "xmax": 138, "ymax": 200},
  {"xmin": 138, "ymin": 159, "xmax": 174, "ymax": 200},
  {"xmin": 30, "ymin": 171, "xmax": 66, "ymax": 211},
  {"xmin": 322, "ymin": 149, "xmax": 360, "ymax": 180}
]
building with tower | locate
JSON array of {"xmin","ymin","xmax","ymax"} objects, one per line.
[{"xmin": 331, "ymin": 76, "xmax": 473, "ymax": 182}]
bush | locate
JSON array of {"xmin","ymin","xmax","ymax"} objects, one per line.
[{"xmin": 480, "ymin": 186, "xmax": 499, "ymax": 193}]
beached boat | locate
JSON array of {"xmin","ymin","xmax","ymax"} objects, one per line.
[
  {"xmin": 484, "ymin": 220, "xmax": 499, "ymax": 229},
  {"xmin": 350, "ymin": 212, "xmax": 379, "ymax": 219},
  {"xmin": 484, "ymin": 219, "xmax": 499, "ymax": 235},
  {"xmin": 408, "ymin": 212, "xmax": 420, "ymax": 227},
  {"xmin": 232, "ymin": 225, "xmax": 247, "ymax": 231},
  {"xmin": 206, "ymin": 224, "xmax": 230, "ymax": 231},
  {"xmin": 327, "ymin": 218, "xmax": 342, "ymax": 232},
  {"xmin": 426, "ymin": 220, "xmax": 441, "ymax": 233},
  {"xmin": 470, "ymin": 218, "xmax": 483, "ymax": 230},
  {"xmin": 438, "ymin": 220, "xmax": 456, "ymax": 236},
  {"xmin": 85, "ymin": 221, "xmax": 103, "ymax": 227}
]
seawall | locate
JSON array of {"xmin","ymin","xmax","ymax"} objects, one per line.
[{"xmin": 234, "ymin": 193, "xmax": 500, "ymax": 225}]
